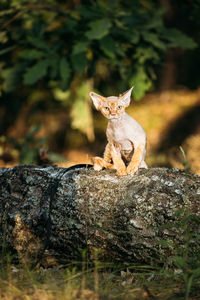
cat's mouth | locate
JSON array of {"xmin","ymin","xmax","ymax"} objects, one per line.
[{"xmin": 109, "ymin": 114, "xmax": 119, "ymax": 119}]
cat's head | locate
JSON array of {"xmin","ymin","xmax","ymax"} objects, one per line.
[{"xmin": 90, "ymin": 87, "xmax": 133, "ymax": 120}]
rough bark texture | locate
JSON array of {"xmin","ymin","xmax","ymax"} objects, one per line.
[{"xmin": 0, "ymin": 165, "xmax": 200, "ymax": 267}]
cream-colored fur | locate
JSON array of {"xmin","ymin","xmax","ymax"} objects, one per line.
[{"xmin": 90, "ymin": 87, "xmax": 147, "ymax": 176}]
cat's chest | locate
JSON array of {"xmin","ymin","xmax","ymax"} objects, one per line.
[{"xmin": 106, "ymin": 120, "xmax": 132, "ymax": 149}]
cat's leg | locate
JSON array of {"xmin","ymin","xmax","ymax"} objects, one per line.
[
  {"xmin": 103, "ymin": 143, "xmax": 115, "ymax": 169},
  {"xmin": 127, "ymin": 144, "xmax": 146, "ymax": 175},
  {"xmin": 139, "ymin": 160, "xmax": 148, "ymax": 169},
  {"xmin": 139, "ymin": 148, "xmax": 148, "ymax": 169},
  {"xmin": 110, "ymin": 144, "xmax": 127, "ymax": 176},
  {"xmin": 103, "ymin": 143, "xmax": 112, "ymax": 163},
  {"xmin": 92, "ymin": 157, "xmax": 114, "ymax": 171},
  {"xmin": 92, "ymin": 144, "xmax": 114, "ymax": 171}
]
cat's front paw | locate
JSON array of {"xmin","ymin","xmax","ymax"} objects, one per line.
[
  {"xmin": 126, "ymin": 164, "xmax": 139, "ymax": 175},
  {"xmin": 116, "ymin": 167, "xmax": 127, "ymax": 176},
  {"xmin": 92, "ymin": 157, "xmax": 104, "ymax": 171}
]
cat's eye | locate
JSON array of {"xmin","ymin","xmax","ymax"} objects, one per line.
[
  {"xmin": 105, "ymin": 107, "xmax": 109, "ymax": 111},
  {"xmin": 117, "ymin": 105, "xmax": 122, "ymax": 110}
]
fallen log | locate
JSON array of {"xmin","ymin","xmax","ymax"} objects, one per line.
[{"xmin": 0, "ymin": 165, "xmax": 200, "ymax": 267}]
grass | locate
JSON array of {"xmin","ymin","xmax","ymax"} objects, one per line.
[
  {"xmin": 1, "ymin": 256, "xmax": 200, "ymax": 300},
  {"xmin": 1, "ymin": 212, "xmax": 200, "ymax": 300},
  {"xmin": 1, "ymin": 208, "xmax": 200, "ymax": 299},
  {"xmin": 179, "ymin": 146, "xmax": 191, "ymax": 173}
]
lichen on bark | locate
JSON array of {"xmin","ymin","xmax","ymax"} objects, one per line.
[{"xmin": 0, "ymin": 165, "xmax": 200, "ymax": 267}]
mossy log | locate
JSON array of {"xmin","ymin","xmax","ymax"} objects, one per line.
[{"xmin": 0, "ymin": 165, "xmax": 200, "ymax": 267}]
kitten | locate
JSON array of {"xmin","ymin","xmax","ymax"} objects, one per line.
[{"xmin": 90, "ymin": 87, "xmax": 147, "ymax": 176}]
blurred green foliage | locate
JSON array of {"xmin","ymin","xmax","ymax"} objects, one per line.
[
  {"xmin": 15, "ymin": 124, "xmax": 46, "ymax": 164},
  {"xmin": 0, "ymin": 0, "xmax": 198, "ymax": 141},
  {"xmin": 1, "ymin": 124, "xmax": 65, "ymax": 164}
]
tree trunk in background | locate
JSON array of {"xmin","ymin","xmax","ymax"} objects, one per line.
[
  {"xmin": 159, "ymin": 50, "xmax": 178, "ymax": 91},
  {"xmin": 159, "ymin": 0, "xmax": 178, "ymax": 91},
  {"xmin": 0, "ymin": 165, "xmax": 200, "ymax": 267}
]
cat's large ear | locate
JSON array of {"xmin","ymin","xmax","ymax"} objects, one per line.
[
  {"xmin": 90, "ymin": 92, "xmax": 105, "ymax": 110},
  {"xmin": 119, "ymin": 86, "xmax": 134, "ymax": 107}
]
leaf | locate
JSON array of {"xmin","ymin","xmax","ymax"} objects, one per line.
[
  {"xmin": 19, "ymin": 49, "xmax": 44, "ymax": 60},
  {"xmin": 53, "ymin": 88, "xmax": 70, "ymax": 103},
  {"xmin": 72, "ymin": 41, "xmax": 88, "ymax": 55},
  {"xmin": 70, "ymin": 81, "xmax": 94, "ymax": 141},
  {"xmin": 85, "ymin": 19, "xmax": 111, "ymax": 40},
  {"xmin": 162, "ymin": 28, "xmax": 197, "ymax": 49},
  {"xmin": 143, "ymin": 8, "xmax": 165, "ymax": 29},
  {"xmin": 59, "ymin": 56, "xmax": 71, "ymax": 89},
  {"xmin": 49, "ymin": 56, "xmax": 59, "ymax": 79},
  {"xmin": 27, "ymin": 36, "xmax": 50, "ymax": 51},
  {"xmin": 71, "ymin": 52, "xmax": 87, "ymax": 74},
  {"xmin": 134, "ymin": 47, "xmax": 160, "ymax": 64},
  {"xmin": 130, "ymin": 31, "xmax": 140, "ymax": 44},
  {"xmin": 0, "ymin": 8, "xmax": 15, "ymax": 17},
  {"xmin": 76, "ymin": 6, "xmax": 100, "ymax": 18},
  {"xmin": 99, "ymin": 36, "xmax": 116, "ymax": 59},
  {"xmin": 23, "ymin": 59, "xmax": 50, "ymax": 85},
  {"xmin": 129, "ymin": 65, "xmax": 152, "ymax": 100},
  {"xmin": 2, "ymin": 63, "xmax": 25, "ymax": 92},
  {"xmin": 142, "ymin": 32, "xmax": 166, "ymax": 50},
  {"xmin": 111, "ymin": 26, "xmax": 133, "ymax": 42},
  {"xmin": 0, "ymin": 31, "xmax": 8, "ymax": 44},
  {"xmin": 0, "ymin": 46, "xmax": 16, "ymax": 56}
]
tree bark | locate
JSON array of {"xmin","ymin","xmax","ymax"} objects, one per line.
[{"xmin": 0, "ymin": 165, "xmax": 200, "ymax": 267}]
